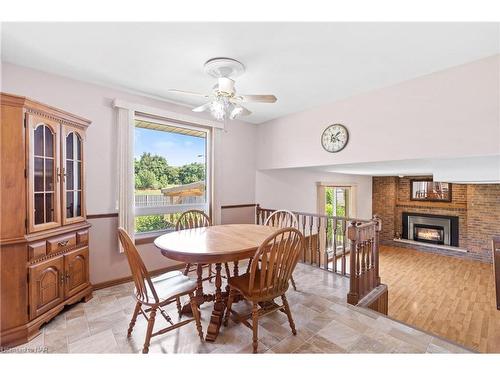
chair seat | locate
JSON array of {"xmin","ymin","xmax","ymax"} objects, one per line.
[
  {"xmin": 151, "ymin": 270, "xmax": 183, "ymax": 282},
  {"xmin": 136, "ymin": 271, "xmax": 197, "ymax": 305},
  {"xmin": 228, "ymin": 271, "xmax": 286, "ymax": 300}
]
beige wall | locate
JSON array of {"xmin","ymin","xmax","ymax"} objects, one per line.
[
  {"xmin": 256, "ymin": 55, "xmax": 500, "ymax": 173},
  {"xmin": 256, "ymin": 168, "xmax": 373, "ymax": 219},
  {"xmin": 1, "ymin": 63, "xmax": 257, "ymax": 284},
  {"xmin": 88, "ymin": 216, "xmax": 181, "ymax": 284},
  {"xmin": 220, "ymin": 206, "xmax": 256, "ymax": 225}
]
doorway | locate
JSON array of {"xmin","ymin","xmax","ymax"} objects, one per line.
[{"xmin": 325, "ymin": 186, "xmax": 350, "ymax": 218}]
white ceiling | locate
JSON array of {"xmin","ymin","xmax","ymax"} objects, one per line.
[{"xmin": 1, "ymin": 22, "xmax": 499, "ymax": 123}]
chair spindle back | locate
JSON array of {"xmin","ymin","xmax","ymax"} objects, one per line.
[
  {"xmin": 264, "ymin": 210, "xmax": 298, "ymax": 229},
  {"xmin": 249, "ymin": 227, "xmax": 304, "ymax": 299},
  {"xmin": 175, "ymin": 210, "xmax": 211, "ymax": 231}
]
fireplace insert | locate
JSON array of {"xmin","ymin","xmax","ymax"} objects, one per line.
[
  {"xmin": 413, "ymin": 224, "xmax": 445, "ymax": 245},
  {"xmin": 402, "ymin": 212, "xmax": 459, "ymax": 247}
]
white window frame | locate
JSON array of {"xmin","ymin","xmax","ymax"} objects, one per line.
[
  {"xmin": 113, "ymin": 99, "xmax": 222, "ymax": 247},
  {"xmin": 133, "ymin": 114, "xmax": 211, "ymax": 219}
]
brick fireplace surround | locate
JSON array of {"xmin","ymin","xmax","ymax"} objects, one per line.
[{"xmin": 372, "ymin": 176, "xmax": 500, "ymax": 262}]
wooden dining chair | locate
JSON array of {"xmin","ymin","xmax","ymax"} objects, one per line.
[
  {"xmin": 224, "ymin": 227, "xmax": 305, "ymax": 353},
  {"xmin": 176, "ymin": 210, "xmax": 214, "ymax": 281},
  {"xmin": 264, "ymin": 209, "xmax": 298, "ymax": 228},
  {"xmin": 118, "ymin": 228, "xmax": 203, "ymax": 353},
  {"xmin": 262, "ymin": 210, "xmax": 299, "ymax": 291}
]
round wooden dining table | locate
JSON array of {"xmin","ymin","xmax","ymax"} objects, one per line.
[{"xmin": 154, "ymin": 223, "xmax": 277, "ymax": 341}]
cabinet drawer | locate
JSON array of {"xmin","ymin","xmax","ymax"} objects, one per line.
[
  {"xmin": 76, "ymin": 230, "xmax": 89, "ymax": 245},
  {"xmin": 28, "ymin": 241, "xmax": 47, "ymax": 260},
  {"xmin": 46, "ymin": 233, "xmax": 77, "ymax": 254}
]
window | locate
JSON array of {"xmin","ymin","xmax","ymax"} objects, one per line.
[{"xmin": 134, "ymin": 117, "xmax": 210, "ymax": 234}]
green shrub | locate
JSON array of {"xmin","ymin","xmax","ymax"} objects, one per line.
[
  {"xmin": 135, "ymin": 213, "xmax": 184, "ymax": 233},
  {"xmin": 135, "ymin": 215, "xmax": 167, "ymax": 233}
]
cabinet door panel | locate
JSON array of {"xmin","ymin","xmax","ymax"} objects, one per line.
[
  {"xmin": 62, "ymin": 126, "xmax": 86, "ymax": 225},
  {"xmin": 64, "ymin": 247, "xmax": 89, "ymax": 297},
  {"xmin": 26, "ymin": 113, "xmax": 61, "ymax": 233},
  {"xmin": 29, "ymin": 255, "xmax": 65, "ymax": 320}
]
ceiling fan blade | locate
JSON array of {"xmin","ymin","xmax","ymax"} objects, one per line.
[
  {"xmin": 168, "ymin": 89, "xmax": 209, "ymax": 98},
  {"xmin": 236, "ymin": 94, "xmax": 277, "ymax": 103},
  {"xmin": 192, "ymin": 102, "xmax": 211, "ymax": 113}
]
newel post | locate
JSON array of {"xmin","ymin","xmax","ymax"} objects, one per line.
[
  {"xmin": 372, "ymin": 215, "xmax": 382, "ymax": 285},
  {"xmin": 347, "ymin": 220, "xmax": 359, "ymax": 305}
]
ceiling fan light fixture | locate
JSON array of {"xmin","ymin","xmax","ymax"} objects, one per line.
[
  {"xmin": 172, "ymin": 57, "xmax": 276, "ymax": 121},
  {"xmin": 217, "ymin": 77, "xmax": 235, "ymax": 95},
  {"xmin": 209, "ymin": 95, "xmax": 231, "ymax": 121}
]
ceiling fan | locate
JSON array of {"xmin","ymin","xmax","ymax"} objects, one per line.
[{"xmin": 168, "ymin": 57, "xmax": 277, "ymax": 121}]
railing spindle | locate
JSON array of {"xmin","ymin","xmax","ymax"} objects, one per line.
[
  {"xmin": 308, "ymin": 215, "xmax": 313, "ymax": 264},
  {"xmin": 332, "ymin": 218, "xmax": 337, "ymax": 273},
  {"xmin": 323, "ymin": 216, "xmax": 329, "ymax": 270},
  {"xmin": 316, "ymin": 216, "xmax": 321, "ymax": 267},
  {"xmin": 301, "ymin": 215, "xmax": 306, "ymax": 262},
  {"xmin": 341, "ymin": 219, "xmax": 347, "ymax": 276}
]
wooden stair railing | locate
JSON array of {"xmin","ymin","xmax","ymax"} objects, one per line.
[
  {"xmin": 256, "ymin": 204, "xmax": 366, "ymax": 275},
  {"xmin": 493, "ymin": 236, "xmax": 500, "ymax": 311},
  {"xmin": 347, "ymin": 216, "xmax": 388, "ymax": 315},
  {"xmin": 256, "ymin": 205, "xmax": 388, "ymax": 315}
]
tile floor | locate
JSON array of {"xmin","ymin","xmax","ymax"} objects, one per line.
[{"xmin": 6, "ymin": 263, "xmax": 471, "ymax": 354}]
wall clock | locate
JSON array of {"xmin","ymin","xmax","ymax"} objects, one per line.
[{"xmin": 321, "ymin": 124, "xmax": 349, "ymax": 153}]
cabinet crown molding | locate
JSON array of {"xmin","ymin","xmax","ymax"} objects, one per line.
[{"xmin": 1, "ymin": 92, "xmax": 91, "ymax": 129}]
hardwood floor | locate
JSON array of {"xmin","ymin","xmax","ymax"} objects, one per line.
[{"xmin": 379, "ymin": 245, "xmax": 500, "ymax": 353}]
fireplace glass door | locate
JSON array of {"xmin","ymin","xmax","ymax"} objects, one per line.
[{"xmin": 413, "ymin": 224, "xmax": 445, "ymax": 245}]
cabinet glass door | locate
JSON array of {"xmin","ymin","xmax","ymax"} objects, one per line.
[
  {"xmin": 62, "ymin": 128, "xmax": 85, "ymax": 224},
  {"xmin": 27, "ymin": 114, "xmax": 61, "ymax": 232}
]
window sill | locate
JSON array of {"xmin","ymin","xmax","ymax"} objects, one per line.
[{"xmin": 134, "ymin": 229, "xmax": 173, "ymax": 245}]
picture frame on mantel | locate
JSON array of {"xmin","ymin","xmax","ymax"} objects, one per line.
[{"xmin": 410, "ymin": 179, "xmax": 452, "ymax": 202}]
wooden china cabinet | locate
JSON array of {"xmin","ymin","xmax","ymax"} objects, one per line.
[{"xmin": 0, "ymin": 93, "xmax": 93, "ymax": 347}]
